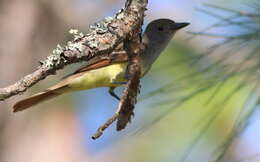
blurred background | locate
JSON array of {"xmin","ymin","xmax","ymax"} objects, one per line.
[{"xmin": 0, "ymin": 0, "xmax": 259, "ymax": 162}]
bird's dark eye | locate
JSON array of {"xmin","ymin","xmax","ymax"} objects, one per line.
[{"xmin": 158, "ymin": 27, "xmax": 164, "ymax": 31}]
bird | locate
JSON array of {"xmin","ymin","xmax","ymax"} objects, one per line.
[{"xmin": 13, "ymin": 19, "xmax": 189, "ymax": 129}]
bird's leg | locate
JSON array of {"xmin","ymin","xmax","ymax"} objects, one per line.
[
  {"xmin": 109, "ymin": 81, "xmax": 128, "ymax": 100},
  {"xmin": 109, "ymin": 87, "xmax": 120, "ymax": 101}
]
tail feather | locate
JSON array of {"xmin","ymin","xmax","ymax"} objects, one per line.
[{"xmin": 13, "ymin": 90, "xmax": 61, "ymax": 112}]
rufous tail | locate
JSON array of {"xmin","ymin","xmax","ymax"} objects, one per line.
[{"xmin": 13, "ymin": 89, "xmax": 61, "ymax": 112}]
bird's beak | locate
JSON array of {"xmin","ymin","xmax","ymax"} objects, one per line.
[{"xmin": 172, "ymin": 22, "xmax": 190, "ymax": 30}]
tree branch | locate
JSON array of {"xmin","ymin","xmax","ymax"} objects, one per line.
[
  {"xmin": 91, "ymin": 26, "xmax": 144, "ymax": 139},
  {"xmin": 0, "ymin": 0, "xmax": 148, "ymax": 101}
]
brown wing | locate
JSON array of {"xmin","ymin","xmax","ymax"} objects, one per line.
[
  {"xmin": 63, "ymin": 50, "xmax": 128, "ymax": 79},
  {"xmin": 53, "ymin": 50, "xmax": 129, "ymax": 90}
]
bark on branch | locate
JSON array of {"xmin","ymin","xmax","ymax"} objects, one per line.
[
  {"xmin": 0, "ymin": 0, "xmax": 148, "ymax": 101},
  {"xmin": 92, "ymin": 25, "xmax": 144, "ymax": 139}
]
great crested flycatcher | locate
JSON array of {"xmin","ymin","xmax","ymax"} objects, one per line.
[{"xmin": 13, "ymin": 19, "xmax": 189, "ymax": 115}]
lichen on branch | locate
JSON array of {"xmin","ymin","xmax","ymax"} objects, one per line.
[{"xmin": 0, "ymin": 0, "xmax": 148, "ymax": 101}]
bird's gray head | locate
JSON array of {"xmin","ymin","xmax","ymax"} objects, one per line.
[
  {"xmin": 141, "ymin": 19, "xmax": 189, "ymax": 75},
  {"xmin": 144, "ymin": 19, "xmax": 190, "ymax": 44}
]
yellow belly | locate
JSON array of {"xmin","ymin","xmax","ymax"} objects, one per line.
[{"xmin": 67, "ymin": 63, "xmax": 128, "ymax": 91}]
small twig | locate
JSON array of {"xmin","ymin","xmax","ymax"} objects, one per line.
[{"xmin": 91, "ymin": 113, "xmax": 119, "ymax": 140}]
